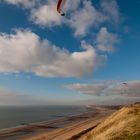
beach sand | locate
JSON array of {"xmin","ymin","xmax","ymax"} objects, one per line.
[{"xmin": 0, "ymin": 107, "xmax": 118, "ymax": 140}]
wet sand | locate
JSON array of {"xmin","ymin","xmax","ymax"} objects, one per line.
[{"xmin": 0, "ymin": 107, "xmax": 118, "ymax": 140}]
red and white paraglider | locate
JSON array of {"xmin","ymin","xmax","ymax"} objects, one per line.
[
  {"xmin": 57, "ymin": 0, "xmax": 66, "ymax": 16},
  {"xmin": 57, "ymin": 0, "xmax": 90, "ymax": 16}
]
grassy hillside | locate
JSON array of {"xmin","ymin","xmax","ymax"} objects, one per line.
[{"xmin": 80, "ymin": 103, "xmax": 140, "ymax": 140}]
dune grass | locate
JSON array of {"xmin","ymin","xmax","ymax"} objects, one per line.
[{"xmin": 80, "ymin": 103, "xmax": 140, "ymax": 140}]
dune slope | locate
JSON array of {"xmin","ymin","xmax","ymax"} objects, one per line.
[{"xmin": 80, "ymin": 103, "xmax": 140, "ymax": 140}]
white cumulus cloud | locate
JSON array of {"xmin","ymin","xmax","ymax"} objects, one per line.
[
  {"xmin": 30, "ymin": 0, "xmax": 62, "ymax": 27},
  {"xmin": 1, "ymin": 0, "xmax": 121, "ymax": 37},
  {"xmin": 68, "ymin": 1, "xmax": 105, "ymax": 37},
  {"xmin": 28, "ymin": 0, "xmax": 120, "ymax": 37},
  {"xmin": 96, "ymin": 27, "xmax": 118, "ymax": 52},
  {"xmin": 0, "ymin": 29, "xmax": 102, "ymax": 78}
]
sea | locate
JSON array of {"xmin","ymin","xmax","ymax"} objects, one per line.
[{"xmin": 0, "ymin": 106, "xmax": 87, "ymax": 130}]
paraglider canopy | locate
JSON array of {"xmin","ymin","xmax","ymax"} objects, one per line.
[
  {"xmin": 56, "ymin": 0, "xmax": 90, "ymax": 16},
  {"xmin": 57, "ymin": 0, "xmax": 66, "ymax": 16}
]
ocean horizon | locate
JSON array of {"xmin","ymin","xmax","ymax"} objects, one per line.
[{"xmin": 0, "ymin": 105, "xmax": 87, "ymax": 130}]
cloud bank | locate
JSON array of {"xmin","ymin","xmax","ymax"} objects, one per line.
[
  {"xmin": 66, "ymin": 80, "xmax": 140, "ymax": 105},
  {"xmin": 66, "ymin": 80, "xmax": 140, "ymax": 97}
]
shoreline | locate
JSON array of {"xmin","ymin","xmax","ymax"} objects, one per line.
[
  {"xmin": 0, "ymin": 106, "xmax": 87, "ymax": 133},
  {"xmin": 0, "ymin": 106, "xmax": 119, "ymax": 140},
  {"xmin": 0, "ymin": 112, "xmax": 86, "ymax": 133},
  {"xmin": 0, "ymin": 109, "xmax": 96, "ymax": 140},
  {"xmin": 0, "ymin": 106, "xmax": 91, "ymax": 133}
]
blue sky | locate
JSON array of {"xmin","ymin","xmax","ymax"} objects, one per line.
[{"xmin": 0, "ymin": 0, "xmax": 140, "ymax": 106}]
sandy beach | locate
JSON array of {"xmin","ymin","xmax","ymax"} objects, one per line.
[{"xmin": 0, "ymin": 106, "xmax": 119, "ymax": 140}]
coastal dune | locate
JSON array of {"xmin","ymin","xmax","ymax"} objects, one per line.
[{"xmin": 79, "ymin": 103, "xmax": 140, "ymax": 140}]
